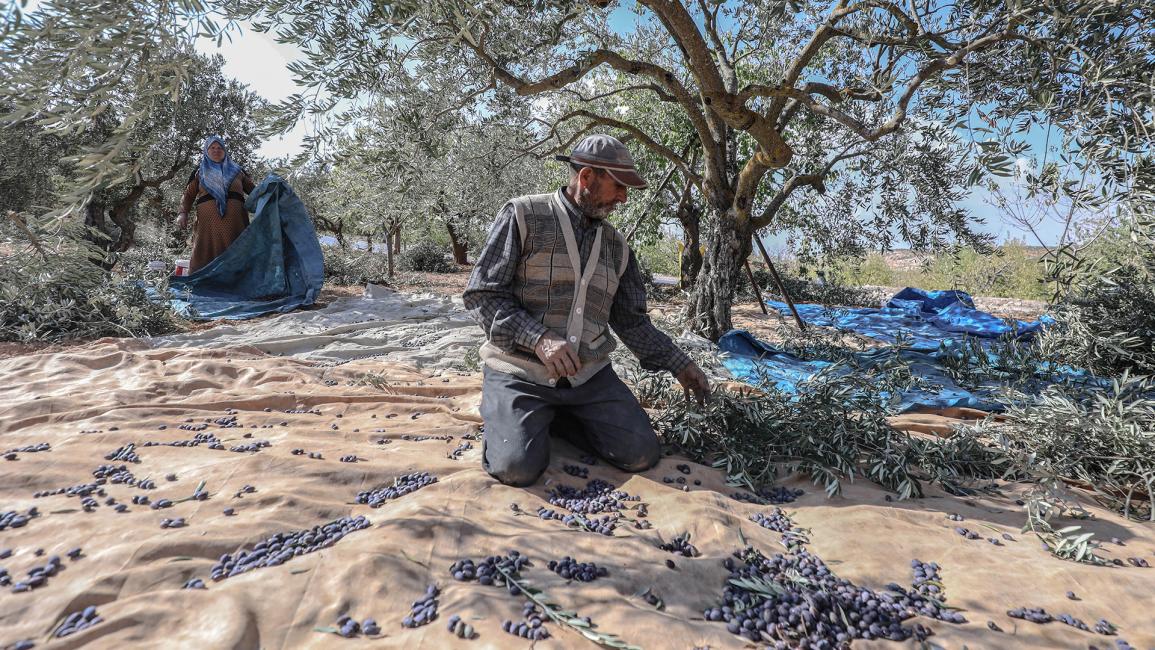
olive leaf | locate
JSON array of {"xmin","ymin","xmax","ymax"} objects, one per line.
[{"xmin": 728, "ymin": 575, "xmax": 787, "ymax": 598}]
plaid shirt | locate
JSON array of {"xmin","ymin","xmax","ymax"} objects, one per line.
[{"xmin": 464, "ymin": 188, "xmax": 692, "ymax": 376}]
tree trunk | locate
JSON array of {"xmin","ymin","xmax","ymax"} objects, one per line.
[
  {"xmin": 392, "ymin": 228, "xmax": 402, "ymax": 255},
  {"xmin": 102, "ymin": 153, "xmax": 187, "ymax": 253},
  {"xmin": 679, "ymin": 205, "xmax": 702, "ymax": 289},
  {"xmin": 446, "ymin": 220, "xmax": 468, "ymax": 265},
  {"xmin": 385, "ymin": 234, "xmax": 395, "ymax": 279},
  {"xmin": 106, "ymin": 201, "xmax": 137, "ymax": 253},
  {"xmin": 686, "ymin": 205, "xmax": 752, "ymax": 341},
  {"xmin": 84, "ymin": 200, "xmax": 106, "ymax": 232},
  {"xmin": 83, "ymin": 198, "xmax": 113, "ymax": 252}
]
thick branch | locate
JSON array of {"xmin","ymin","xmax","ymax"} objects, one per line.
[
  {"xmin": 696, "ymin": 0, "xmax": 736, "ymax": 92},
  {"xmin": 106, "ymin": 148, "xmax": 188, "ymax": 252},
  {"xmin": 636, "ymin": 0, "xmax": 733, "ymax": 178},
  {"xmin": 752, "ymin": 145, "xmax": 870, "ymax": 230},
  {"xmin": 458, "ymin": 34, "xmax": 720, "ymax": 172},
  {"xmin": 638, "ymin": 0, "xmax": 727, "ymax": 96}
]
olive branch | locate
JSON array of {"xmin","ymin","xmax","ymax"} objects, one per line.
[{"xmin": 492, "ymin": 563, "xmax": 642, "ymax": 650}]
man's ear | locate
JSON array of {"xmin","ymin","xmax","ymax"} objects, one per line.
[{"xmin": 578, "ymin": 166, "xmax": 599, "ymax": 190}]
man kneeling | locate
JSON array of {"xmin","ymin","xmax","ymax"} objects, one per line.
[{"xmin": 463, "ymin": 134, "xmax": 710, "ymax": 487}]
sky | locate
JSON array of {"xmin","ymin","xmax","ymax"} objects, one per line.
[
  {"xmin": 193, "ymin": 24, "xmax": 308, "ymax": 161},
  {"xmin": 194, "ymin": 17, "xmax": 1062, "ymax": 247}
]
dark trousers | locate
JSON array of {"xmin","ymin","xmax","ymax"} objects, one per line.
[{"xmin": 479, "ymin": 365, "xmax": 660, "ymax": 487}]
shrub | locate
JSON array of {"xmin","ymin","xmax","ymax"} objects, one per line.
[
  {"xmin": 633, "ymin": 234, "xmax": 681, "ymax": 277},
  {"xmin": 1, "ymin": 215, "xmax": 181, "ymax": 342},
  {"xmin": 962, "ymin": 374, "xmax": 1155, "ymax": 521},
  {"xmin": 1039, "ymin": 268, "xmax": 1155, "ymax": 376},
  {"xmin": 847, "ymin": 252, "xmax": 895, "ymax": 286},
  {"xmin": 0, "ymin": 279, "xmax": 180, "ymax": 342},
  {"xmin": 803, "ymin": 242, "xmax": 1051, "ymax": 302},
  {"xmin": 1038, "ymin": 217, "xmax": 1155, "ymax": 376},
  {"xmin": 399, "ymin": 239, "xmax": 456, "ymax": 273},
  {"xmin": 323, "ymin": 248, "xmax": 393, "ymax": 285}
]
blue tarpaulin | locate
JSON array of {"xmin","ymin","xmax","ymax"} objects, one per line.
[
  {"xmin": 766, "ymin": 287, "xmax": 1050, "ymax": 352},
  {"xmin": 164, "ymin": 175, "xmax": 324, "ymax": 320},
  {"xmin": 721, "ymin": 288, "xmax": 1086, "ymax": 413},
  {"xmin": 718, "ymin": 330, "xmax": 1005, "ymax": 412}
]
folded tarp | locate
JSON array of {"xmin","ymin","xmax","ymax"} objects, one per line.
[
  {"xmin": 885, "ymin": 287, "xmax": 1049, "ymax": 340},
  {"xmin": 164, "ymin": 174, "xmax": 324, "ymax": 320},
  {"xmin": 766, "ymin": 287, "xmax": 1050, "ymax": 351}
]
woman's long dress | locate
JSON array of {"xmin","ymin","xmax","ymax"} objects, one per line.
[{"xmin": 180, "ymin": 170, "xmax": 256, "ymax": 272}]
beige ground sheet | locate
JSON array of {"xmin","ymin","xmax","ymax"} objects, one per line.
[{"xmin": 1, "ymin": 340, "xmax": 1153, "ymax": 648}]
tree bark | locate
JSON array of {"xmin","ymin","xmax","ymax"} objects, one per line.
[
  {"xmin": 677, "ymin": 205, "xmax": 702, "ymax": 288},
  {"xmin": 83, "ymin": 197, "xmax": 115, "ymax": 256},
  {"xmin": 106, "ymin": 198, "xmax": 138, "ymax": 253},
  {"xmin": 103, "ymin": 152, "xmax": 187, "ymax": 252},
  {"xmin": 315, "ymin": 214, "xmax": 346, "ymax": 248},
  {"xmin": 392, "ymin": 227, "xmax": 401, "ymax": 255},
  {"xmin": 385, "ymin": 233, "xmax": 395, "ymax": 279},
  {"xmin": 446, "ymin": 219, "xmax": 468, "ymax": 265},
  {"xmin": 84, "ymin": 200, "xmax": 106, "ymax": 232},
  {"xmin": 686, "ymin": 204, "xmax": 752, "ymax": 341}
]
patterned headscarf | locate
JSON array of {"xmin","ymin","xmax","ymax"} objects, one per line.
[{"xmin": 198, "ymin": 135, "xmax": 243, "ymax": 217}]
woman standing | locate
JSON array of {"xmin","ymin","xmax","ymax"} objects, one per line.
[{"xmin": 177, "ymin": 135, "xmax": 256, "ymax": 272}]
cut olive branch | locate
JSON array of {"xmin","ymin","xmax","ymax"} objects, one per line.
[{"xmin": 492, "ymin": 564, "xmax": 642, "ymax": 650}]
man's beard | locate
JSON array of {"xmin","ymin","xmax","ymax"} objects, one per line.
[{"xmin": 576, "ymin": 186, "xmax": 618, "ymax": 220}]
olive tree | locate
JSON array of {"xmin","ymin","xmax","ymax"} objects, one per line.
[
  {"xmin": 1, "ymin": 1, "xmax": 239, "ymax": 216},
  {"xmin": 84, "ymin": 52, "xmax": 265, "ymax": 252},
  {"xmin": 322, "ymin": 87, "xmax": 552, "ymax": 268}
]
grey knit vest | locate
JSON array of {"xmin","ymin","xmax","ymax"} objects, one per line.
[{"xmin": 480, "ymin": 192, "xmax": 629, "ymax": 387}]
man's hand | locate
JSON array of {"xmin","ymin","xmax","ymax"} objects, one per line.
[
  {"xmin": 676, "ymin": 362, "xmax": 711, "ymax": 406},
  {"xmin": 176, "ymin": 212, "xmax": 188, "ymax": 230},
  {"xmin": 534, "ymin": 332, "xmax": 582, "ymax": 379}
]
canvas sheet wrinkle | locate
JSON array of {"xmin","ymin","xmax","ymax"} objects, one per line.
[{"xmin": 149, "ymin": 286, "xmax": 485, "ymax": 371}]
